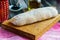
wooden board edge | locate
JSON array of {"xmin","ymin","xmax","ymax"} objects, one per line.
[{"xmin": 1, "ymin": 24, "xmax": 35, "ymax": 40}]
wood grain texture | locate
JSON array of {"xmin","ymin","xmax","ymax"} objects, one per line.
[{"xmin": 2, "ymin": 15, "xmax": 60, "ymax": 40}]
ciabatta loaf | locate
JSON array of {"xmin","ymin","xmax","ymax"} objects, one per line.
[{"xmin": 10, "ymin": 7, "xmax": 58, "ymax": 26}]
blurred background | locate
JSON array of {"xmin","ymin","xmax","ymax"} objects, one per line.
[
  {"xmin": 0, "ymin": 0, "xmax": 60, "ymax": 23},
  {"xmin": 8, "ymin": 0, "xmax": 60, "ymax": 18}
]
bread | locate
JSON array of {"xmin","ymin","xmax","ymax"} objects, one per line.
[{"xmin": 10, "ymin": 7, "xmax": 58, "ymax": 26}]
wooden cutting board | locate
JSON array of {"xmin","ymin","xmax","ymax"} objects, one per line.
[{"xmin": 2, "ymin": 15, "xmax": 60, "ymax": 40}]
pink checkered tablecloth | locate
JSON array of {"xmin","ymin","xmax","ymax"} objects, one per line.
[{"xmin": 0, "ymin": 22, "xmax": 60, "ymax": 40}]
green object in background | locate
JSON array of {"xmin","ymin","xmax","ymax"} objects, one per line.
[{"xmin": 28, "ymin": 0, "xmax": 41, "ymax": 10}]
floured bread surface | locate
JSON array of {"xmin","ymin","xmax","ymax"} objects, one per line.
[{"xmin": 10, "ymin": 7, "xmax": 58, "ymax": 26}]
